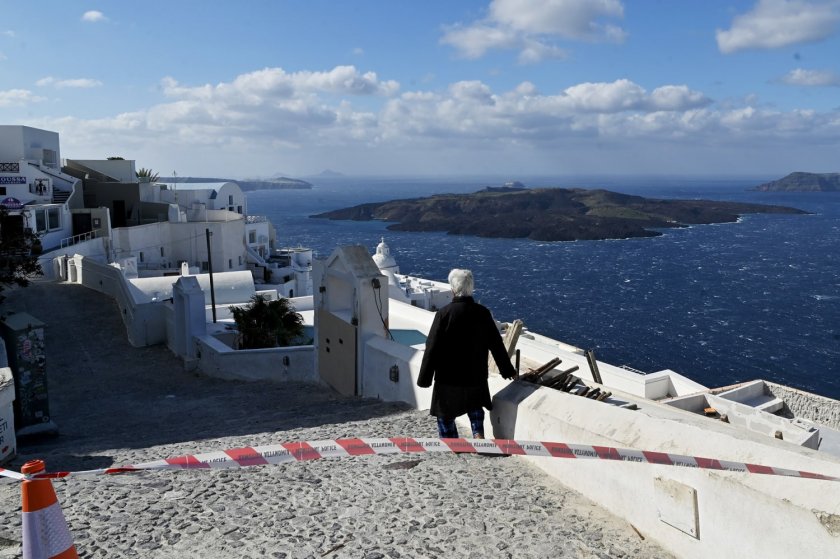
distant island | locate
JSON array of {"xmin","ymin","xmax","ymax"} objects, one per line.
[
  {"xmin": 312, "ymin": 187, "xmax": 807, "ymax": 242},
  {"xmin": 313, "ymin": 169, "xmax": 345, "ymax": 178},
  {"xmin": 160, "ymin": 176, "xmax": 312, "ymax": 191},
  {"xmin": 751, "ymin": 172, "xmax": 840, "ymax": 192}
]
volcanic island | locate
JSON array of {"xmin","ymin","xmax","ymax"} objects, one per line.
[{"xmin": 312, "ymin": 186, "xmax": 807, "ymax": 242}]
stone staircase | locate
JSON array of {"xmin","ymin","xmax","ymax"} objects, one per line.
[{"xmin": 52, "ymin": 189, "xmax": 71, "ymax": 204}]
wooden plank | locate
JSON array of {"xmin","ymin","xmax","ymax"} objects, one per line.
[
  {"xmin": 585, "ymin": 349, "xmax": 603, "ymax": 384},
  {"xmin": 490, "ymin": 319, "xmax": 523, "ymax": 375}
]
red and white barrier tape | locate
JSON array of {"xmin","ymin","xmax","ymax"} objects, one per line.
[
  {"xmin": 0, "ymin": 466, "xmax": 26, "ymax": 481},
  {"xmin": 2, "ymin": 438, "xmax": 838, "ymax": 482}
]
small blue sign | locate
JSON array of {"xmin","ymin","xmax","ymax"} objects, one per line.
[
  {"xmin": 1, "ymin": 197, "xmax": 23, "ymax": 209},
  {"xmin": 0, "ymin": 177, "xmax": 26, "ymax": 184}
]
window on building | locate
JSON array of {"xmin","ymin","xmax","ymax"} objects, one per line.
[
  {"xmin": 238, "ymin": 256, "xmax": 242, "ymax": 265},
  {"xmin": 201, "ymin": 261, "xmax": 209, "ymax": 272},
  {"xmin": 237, "ymin": 205, "xmax": 242, "ymax": 214},
  {"xmin": 249, "ymin": 231, "xmax": 256, "ymax": 243},
  {"xmin": 0, "ymin": 187, "xmax": 6, "ymax": 195},
  {"xmin": 228, "ymin": 195, "xmax": 233, "ymax": 205},
  {"xmin": 160, "ymin": 247, "xmax": 165, "ymax": 257},
  {"xmin": 229, "ymin": 206, "xmax": 234, "ymax": 212},
  {"xmin": 33, "ymin": 207, "xmax": 62, "ymax": 233},
  {"xmin": 228, "ymin": 259, "xmax": 233, "ymax": 269},
  {"xmin": 139, "ymin": 252, "xmax": 145, "ymax": 263},
  {"xmin": 42, "ymin": 149, "xmax": 57, "ymax": 168},
  {"xmin": 47, "ymin": 207, "xmax": 60, "ymax": 229}
]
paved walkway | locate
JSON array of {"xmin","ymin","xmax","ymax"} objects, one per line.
[{"xmin": 0, "ymin": 280, "xmax": 672, "ymax": 558}]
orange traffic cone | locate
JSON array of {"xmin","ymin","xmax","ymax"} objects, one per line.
[{"xmin": 21, "ymin": 460, "xmax": 78, "ymax": 559}]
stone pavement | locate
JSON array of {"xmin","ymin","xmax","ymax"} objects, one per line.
[{"xmin": 0, "ymin": 280, "xmax": 672, "ymax": 558}]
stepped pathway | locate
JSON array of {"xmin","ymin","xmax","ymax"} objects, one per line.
[{"xmin": 0, "ymin": 280, "xmax": 672, "ymax": 558}]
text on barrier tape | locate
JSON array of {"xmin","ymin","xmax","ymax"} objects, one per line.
[{"xmin": 1, "ymin": 438, "xmax": 838, "ymax": 482}]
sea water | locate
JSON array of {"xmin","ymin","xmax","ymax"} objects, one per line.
[{"xmin": 246, "ymin": 177, "xmax": 840, "ymax": 399}]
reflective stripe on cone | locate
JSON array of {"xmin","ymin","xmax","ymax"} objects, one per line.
[{"xmin": 21, "ymin": 460, "xmax": 78, "ymax": 559}]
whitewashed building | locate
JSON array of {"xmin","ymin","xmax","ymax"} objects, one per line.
[
  {"xmin": 158, "ymin": 182, "xmax": 246, "ymax": 216},
  {"xmin": 371, "ymin": 238, "xmax": 451, "ymax": 310},
  {"xmin": 0, "ymin": 125, "xmax": 79, "ymax": 251}
]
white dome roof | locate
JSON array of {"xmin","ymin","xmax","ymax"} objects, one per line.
[{"xmin": 372, "ymin": 237, "xmax": 398, "ymax": 271}]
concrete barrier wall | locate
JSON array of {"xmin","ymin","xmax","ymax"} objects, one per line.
[
  {"xmin": 490, "ymin": 382, "xmax": 840, "ymax": 559},
  {"xmin": 707, "ymin": 393, "xmax": 820, "ymax": 449},
  {"xmin": 39, "ymin": 238, "xmax": 108, "ymax": 280},
  {"xmin": 72, "ymin": 255, "xmax": 167, "ymax": 347},
  {"xmin": 195, "ymin": 335, "xmax": 316, "ymax": 383},
  {"xmin": 362, "ymin": 336, "xmax": 428, "ymax": 408}
]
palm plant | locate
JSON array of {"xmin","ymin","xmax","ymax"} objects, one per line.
[
  {"xmin": 229, "ymin": 294, "xmax": 305, "ymax": 349},
  {"xmin": 136, "ymin": 167, "xmax": 160, "ymax": 182}
]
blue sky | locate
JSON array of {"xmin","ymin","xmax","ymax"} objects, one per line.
[{"xmin": 2, "ymin": 0, "xmax": 839, "ymax": 178}]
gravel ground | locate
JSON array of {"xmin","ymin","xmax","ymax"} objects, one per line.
[{"xmin": 0, "ymin": 280, "xmax": 672, "ymax": 558}]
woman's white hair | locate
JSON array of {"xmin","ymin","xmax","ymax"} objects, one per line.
[{"xmin": 448, "ymin": 268, "xmax": 474, "ymax": 297}]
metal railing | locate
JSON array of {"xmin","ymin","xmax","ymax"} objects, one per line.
[
  {"xmin": 60, "ymin": 228, "xmax": 103, "ymax": 249},
  {"xmin": 619, "ymin": 364, "xmax": 649, "ymax": 375},
  {"xmin": 0, "ymin": 162, "xmax": 20, "ymax": 173}
]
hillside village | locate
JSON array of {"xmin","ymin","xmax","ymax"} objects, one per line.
[{"xmin": 1, "ymin": 125, "xmax": 840, "ymax": 559}]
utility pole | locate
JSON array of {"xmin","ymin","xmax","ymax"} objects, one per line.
[{"xmin": 206, "ymin": 228, "xmax": 217, "ymax": 323}]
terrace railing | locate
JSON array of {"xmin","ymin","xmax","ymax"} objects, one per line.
[{"xmin": 60, "ymin": 229, "xmax": 102, "ymax": 249}]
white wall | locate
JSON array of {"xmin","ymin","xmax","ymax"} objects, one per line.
[
  {"xmin": 215, "ymin": 183, "xmax": 246, "ymax": 213},
  {"xmin": 130, "ymin": 270, "xmax": 255, "ymax": 306},
  {"xmin": 387, "ymin": 299, "xmax": 436, "ymax": 332},
  {"xmin": 111, "ymin": 218, "xmax": 246, "ymax": 274},
  {"xmin": 71, "ymin": 255, "xmax": 167, "ymax": 347},
  {"xmin": 491, "ymin": 382, "xmax": 840, "ymax": 559},
  {"xmin": 245, "ymin": 220, "xmax": 271, "ymax": 259},
  {"xmin": 0, "ymin": 126, "xmax": 60, "ymax": 164},
  {"xmin": 70, "ymin": 159, "xmax": 137, "ymax": 182},
  {"xmin": 40, "ymin": 238, "xmax": 108, "ymax": 280},
  {"xmin": 159, "ymin": 182, "xmax": 245, "ymax": 213},
  {"xmin": 362, "ymin": 336, "xmax": 428, "ymax": 407},
  {"xmin": 195, "ymin": 335, "xmax": 315, "ymax": 383}
]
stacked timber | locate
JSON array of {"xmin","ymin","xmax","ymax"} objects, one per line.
[{"xmin": 519, "ymin": 358, "xmax": 612, "ymax": 402}]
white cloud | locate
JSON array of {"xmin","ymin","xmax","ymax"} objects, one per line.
[
  {"xmin": 441, "ymin": 23, "xmax": 520, "ymax": 59},
  {"xmin": 441, "ymin": 0, "xmax": 625, "ymax": 63},
  {"xmin": 1, "ymin": 30, "xmax": 14, "ymax": 38},
  {"xmin": 563, "ymin": 79, "xmax": 647, "ymax": 112},
  {"xmin": 717, "ymin": 0, "xmax": 840, "ymax": 54},
  {"xmin": 0, "ymin": 52, "xmax": 6, "ymax": 61},
  {"xmin": 162, "ymin": 66, "xmax": 399, "ymax": 101},
  {"xmin": 352, "ymin": 47, "xmax": 364, "ymax": 56},
  {"xmin": 489, "ymin": 0, "xmax": 625, "ymax": 39},
  {"xmin": 0, "ymin": 89, "xmax": 46, "ymax": 107},
  {"xmin": 648, "ymin": 85, "xmax": 711, "ymax": 111},
  {"xmin": 37, "ymin": 77, "xmax": 103, "ymax": 88},
  {"xmin": 518, "ymin": 39, "xmax": 567, "ymax": 64},
  {"xmin": 779, "ymin": 67, "xmax": 840, "ymax": 86},
  {"xmin": 81, "ymin": 10, "xmax": 107, "ymax": 23},
  {"xmin": 26, "ymin": 68, "xmax": 840, "ymax": 176}
]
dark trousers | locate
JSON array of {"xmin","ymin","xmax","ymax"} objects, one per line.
[{"xmin": 436, "ymin": 408, "xmax": 485, "ymax": 438}]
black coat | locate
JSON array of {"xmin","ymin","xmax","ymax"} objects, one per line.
[{"xmin": 417, "ymin": 296, "xmax": 516, "ymax": 418}]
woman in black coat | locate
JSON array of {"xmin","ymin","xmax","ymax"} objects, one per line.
[{"xmin": 417, "ymin": 269, "xmax": 517, "ymax": 438}]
